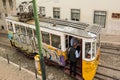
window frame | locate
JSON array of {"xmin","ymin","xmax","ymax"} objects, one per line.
[
  {"xmin": 41, "ymin": 31, "xmax": 50, "ymax": 45},
  {"xmin": 83, "ymin": 39, "xmax": 96, "ymax": 61},
  {"xmin": 15, "ymin": 24, "xmax": 21, "ymax": 33},
  {"xmin": 19, "ymin": 5, "xmax": 24, "ymax": 13},
  {"xmin": 71, "ymin": 9, "xmax": 80, "ymax": 21},
  {"xmin": 28, "ymin": 5, "xmax": 33, "ymax": 13},
  {"xmin": 51, "ymin": 34, "xmax": 61, "ymax": 49},
  {"xmin": 21, "ymin": 26, "xmax": 26, "ymax": 35},
  {"xmin": 53, "ymin": 7, "xmax": 60, "ymax": 19},
  {"xmin": 93, "ymin": 10, "xmax": 107, "ymax": 28},
  {"xmin": 39, "ymin": 6, "xmax": 45, "ymax": 17},
  {"xmin": 26, "ymin": 27, "xmax": 32, "ymax": 36}
]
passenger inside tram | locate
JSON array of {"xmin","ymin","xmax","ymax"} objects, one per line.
[{"xmin": 85, "ymin": 42, "xmax": 91, "ymax": 59}]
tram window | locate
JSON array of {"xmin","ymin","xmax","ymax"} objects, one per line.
[
  {"xmin": 27, "ymin": 27, "xmax": 32, "ymax": 36},
  {"xmin": 15, "ymin": 24, "xmax": 20, "ymax": 33},
  {"xmin": 92, "ymin": 42, "xmax": 96, "ymax": 58},
  {"xmin": 34, "ymin": 30, "xmax": 36, "ymax": 36},
  {"xmin": 51, "ymin": 34, "xmax": 61, "ymax": 49},
  {"xmin": 41, "ymin": 31, "xmax": 50, "ymax": 45},
  {"xmin": 8, "ymin": 22, "xmax": 13, "ymax": 31},
  {"xmin": 21, "ymin": 26, "xmax": 26, "ymax": 35},
  {"xmin": 85, "ymin": 42, "xmax": 91, "ymax": 59}
]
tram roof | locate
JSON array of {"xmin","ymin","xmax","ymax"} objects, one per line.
[{"xmin": 6, "ymin": 16, "xmax": 101, "ymax": 38}]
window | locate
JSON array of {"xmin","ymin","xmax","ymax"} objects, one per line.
[
  {"xmin": 92, "ymin": 42, "xmax": 96, "ymax": 58},
  {"xmin": 28, "ymin": 5, "xmax": 33, "ymax": 13},
  {"xmin": 19, "ymin": 5, "xmax": 24, "ymax": 12},
  {"xmin": 51, "ymin": 34, "xmax": 61, "ymax": 49},
  {"xmin": 26, "ymin": 27, "xmax": 32, "ymax": 36},
  {"xmin": 53, "ymin": 7, "xmax": 60, "ymax": 18},
  {"xmin": 15, "ymin": 24, "xmax": 21, "ymax": 33},
  {"xmin": 39, "ymin": 7, "xmax": 45, "ymax": 17},
  {"xmin": 85, "ymin": 42, "xmax": 91, "ymax": 59},
  {"xmin": 94, "ymin": 11, "xmax": 107, "ymax": 28},
  {"xmin": 85, "ymin": 41, "xmax": 96, "ymax": 60},
  {"xmin": 41, "ymin": 31, "xmax": 50, "ymax": 45},
  {"xmin": 21, "ymin": 26, "xmax": 26, "ymax": 35},
  {"xmin": 9, "ymin": 0, "xmax": 13, "ymax": 10},
  {"xmin": 2, "ymin": 0, "xmax": 6, "ymax": 9},
  {"xmin": 33, "ymin": 30, "xmax": 38, "ymax": 48},
  {"xmin": 71, "ymin": 9, "xmax": 80, "ymax": 21}
]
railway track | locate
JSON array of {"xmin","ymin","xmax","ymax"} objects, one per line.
[
  {"xmin": 94, "ymin": 64, "xmax": 120, "ymax": 80},
  {"xmin": 101, "ymin": 42, "xmax": 120, "ymax": 56},
  {"xmin": 94, "ymin": 43, "xmax": 120, "ymax": 80},
  {"xmin": 95, "ymin": 72, "xmax": 119, "ymax": 80}
]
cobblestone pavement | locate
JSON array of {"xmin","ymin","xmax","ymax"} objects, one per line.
[{"xmin": 0, "ymin": 56, "xmax": 41, "ymax": 80}]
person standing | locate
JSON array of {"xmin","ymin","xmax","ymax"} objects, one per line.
[{"xmin": 68, "ymin": 42, "xmax": 80, "ymax": 77}]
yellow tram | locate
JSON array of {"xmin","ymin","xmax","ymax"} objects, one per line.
[{"xmin": 6, "ymin": 16, "xmax": 101, "ymax": 80}]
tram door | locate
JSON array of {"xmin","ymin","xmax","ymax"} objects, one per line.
[{"xmin": 65, "ymin": 35, "xmax": 82, "ymax": 78}]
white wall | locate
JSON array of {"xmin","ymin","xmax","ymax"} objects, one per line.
[{"xmin": 16, "ymin": 0, "xmax": 120, "ymax": 35}]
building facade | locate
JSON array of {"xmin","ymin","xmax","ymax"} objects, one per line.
[
  {"xmin": 0, "ymin": 0, "xmax": 16, "ymax": 30},
  {"xmin": 16, "ymin": 0, "xmax": 120, "ymax": 35}
]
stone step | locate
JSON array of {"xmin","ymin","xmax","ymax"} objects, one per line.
[{"xmin": 101, "ymin": 42, "xmax": 120, "ymax": 50}]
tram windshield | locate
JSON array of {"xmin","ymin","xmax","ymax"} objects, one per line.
[
  {"xmin": 85, "ymin": 42, "xmax": 91, "ymax": 59},
  {"xmin": 85, "ymin": 41, "xmax": 96, "ymax": 60}
]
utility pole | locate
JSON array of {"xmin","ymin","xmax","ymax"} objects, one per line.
[{"xmin": 32, "ymin": 0, "xmax": 46, "ymax": 80}]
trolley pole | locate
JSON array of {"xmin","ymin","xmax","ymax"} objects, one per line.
[{"xmin": 32, "ymin": 0, "xmax": 46, "ymax": 80}]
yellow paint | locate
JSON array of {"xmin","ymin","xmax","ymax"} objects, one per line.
[
  {"xmin": 34, "ymin": 55, "xmax": 42, "ymax": 75},
  {"xmin": 82, "ymin": 47, "xmax": 101, "ymax": 80},
  {"xmin": 62, "ymin": 51, "xmax": 67, "ymax": 60},
  {"xmin": 46, "ymin": 45, "xmax": 67, "ymax": 60}
]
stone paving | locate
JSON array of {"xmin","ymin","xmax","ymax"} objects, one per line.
[
  {"xmin": 0, "ymin": 56, "xmax": 41, "ymax": 80},
  {"xmin": 100, "ymin": 34, "xmax": 120, "ymax": 45}
]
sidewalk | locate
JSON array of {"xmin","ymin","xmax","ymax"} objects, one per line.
[{"xmin": 0, "ymin": 56, "xmax": 41, "ymax": 80}]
